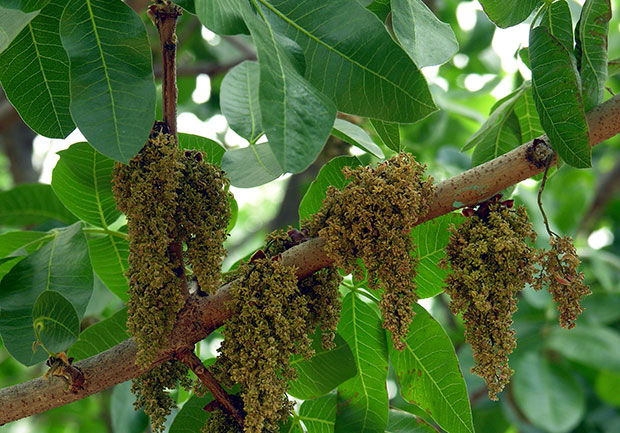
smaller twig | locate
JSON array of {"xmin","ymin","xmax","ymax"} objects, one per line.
[
  {"xmin": 176, "ymin": 348, "xmax": 244, "ymax": 428},
  {"xmin": 537, "ymin": 154, "xmax": 557, "ymax": 239},
  {"xmin": 149, "ymin": 1, "xmax": 182, "ymax": 142}
]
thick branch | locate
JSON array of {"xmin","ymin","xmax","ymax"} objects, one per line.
[{"xmin": 2, "ymin": 94, "xmax": 620, "ymax": 426}]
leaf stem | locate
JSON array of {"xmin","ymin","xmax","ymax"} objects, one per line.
[{"xmin": 82, "ymin": 227, "xmax": 127, "ymax": 240}]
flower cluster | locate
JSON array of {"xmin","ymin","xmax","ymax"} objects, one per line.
[
  {"xmin": 304, "ymin": 153, "xmax": 433, "ymax": 349},
  {"xmin": 132, "ymin": 360, "xmax": 192, "ymax": 433},
  {"xmin": 534, "ymin": 235, "xmax": 590, "ymax": 329},
  {"xmin": 441, "ymin": 201, "xmax": 537, "ymax": 400}
]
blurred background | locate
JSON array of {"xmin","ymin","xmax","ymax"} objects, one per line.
[{"xmin": 2, "ymin": 0, "xmax": 620, "ymax": 432}]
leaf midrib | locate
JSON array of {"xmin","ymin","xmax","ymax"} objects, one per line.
[{"xmin": 258, "ymin": 0, "xmax": 434, "ymax": 109}]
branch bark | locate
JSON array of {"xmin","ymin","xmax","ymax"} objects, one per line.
[{"xmin": 2, "ymin": 93, "xmax": 620, "ymax": 426}]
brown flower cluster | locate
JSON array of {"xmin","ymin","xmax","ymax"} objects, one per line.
[
  {"xmin": 213, "ymin": 253, "xmax": 341, "ymax": 433},
  {"xmin": 132, "ymin": 360, "xmax": 192, "ymax": 433},
  {"xmin": 304, "ymin": 152, "xmax": 433, "ymax": 350},
  {"xmin": 441, "ymin": 201, "xmax": 537, "ymax": 400},
  {"xmin": 534, "ymin": 235, "xmax": 590, "ymax": 329}
]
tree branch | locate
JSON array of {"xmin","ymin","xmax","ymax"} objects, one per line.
[{"xmin": 2, "ymin": 94, "xmax": 620, "ymax": 426}]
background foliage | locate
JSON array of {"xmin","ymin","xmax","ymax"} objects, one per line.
[{"xmin": 1, "ymin": 0, "xmax": 620, "ymax": 432}]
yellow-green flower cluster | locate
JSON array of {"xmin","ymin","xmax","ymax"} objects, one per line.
[
  {"xmin": 132, "ymin": 360, "xmax": 192, "ymax": 433},
  {"xmin": 304, "ymin": 153, "xmax": 433, "ymax": 350},
  {"xmin": 441, "ymin": 203, "xmax": 537, "ymax": 400},
  {"xmin": 202, "ymin": 409, "xmax": 242, "ymax": 433},
  {"xmin": 112, "ymin": 129, "xmax": 230, "ymax": 366},
  {"xmin": 534, "ymin": 236, "xmax": 590, "ymax": 329}
]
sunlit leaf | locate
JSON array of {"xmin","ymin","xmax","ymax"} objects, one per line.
[
  {"xmin": 60, "ymin": 0, "xmax": 155, "ymax": 163},
  {"xmin": 261, "ymin": 0, "xmax": 437, "ymax": 123},
  {"xmin": 392, "ymin": 0, "xmax": 458, "ymax": 67},
  {"xmin": 2, "ymin": 0, "xmax": 50, "ymax": 12},
  {"xmin": 336, "ymin": 292, "xmax": 389, "ymax": 433},
  {"xmin": 390, "ymin": 303, "xmax": 474, "ymax": 433},
  {"xmin": 530, "ymin": 26, "xmax": 590, "ymax": 168},
  {"xmin": 0, "ymin": 231, "xmax": 51, "ymax": 258},
  {"xmin": 538, "ymin": 0, "xmax": 573, "ymax": 52},
  {"xmin": 0, "ymin": 0, "xmax": 74, "ymax": 137},
  {"xmin": 513, "ymin": 86, "xmax": 544, "ymax": 142},
  {"xmin": 51, "ymin": 142, "xmax": 120, "ymax": 227},
  {"xmin": 385, "ymin": 410, "xmax": 438, "ymax": 433},
  {"xmin": 169, "ymin": 394, "xmax": 213, "ymax": 433}
]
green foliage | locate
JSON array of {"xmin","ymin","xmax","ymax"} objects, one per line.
[{"xmin": 1, "ymin": 0, "xmax": 620, "ymax": 432}]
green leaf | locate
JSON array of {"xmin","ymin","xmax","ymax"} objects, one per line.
[
  {"xmin": 471, "ymin": 112, "xmax": 521, "ymax": 167},
  {"xmin": 576, "ymin": 0, "xmax": 611, "ymax": 112},
  {"xmin": 60, "ymin": 0, "xmax": 156, "ymax": 163},
  {"xmin": 68, "ymin": 308, "xmax": 130, "ymax": 361},
  {"xmin": 332, "ymin": 119, "xmax": 384, "ymax": 159},
  {"xmin": 241, "ymin": 3, "xmax": 337, "ymax": 173},
  {"xmin": 366, "ymin": 0, "xmax": 391, "ymax": 22},
  {"xmin": 336, "ymin": 292, "xmax": 389, "ymax": 433},
  {"xmin": 0, "ymin": 0, "xmax": 74, "ymax": 138},
  {"xmin": 529, "ymin": 26, "xmax": 591, "ymax": 168},
  {"xmin": 87, "ymin": 235, "xmax": 129, "ymax": 302},
  {"xmin": 178, "ymin": 133, "xmax": 226, "ymax": 165},
  {"xmin": 220, "ymin": 61, "xmax": 263, "ymax": 143},
  {"xmin": 195, "ymin": 0, "xmax": 248, "ymax": 35},
  {"xmin": 173, "ymin": 0, "xmax": 196, "ymax": 14},
  {"xmin": 595, "ymin": 370, "xmax": 620, "ymax": 407},
  {"xmin": 51, "ymin": 142, "xmax": 120, "ymax": 227},
  {"xmin": 385, "ymin": 410, "xmax": 437, "ymax": 433},
  {"xmin": 288, "ymin": 331, "xmax": 357, "ymax": 400},
  {"xmin": 33, "ymin": 290, "xmax": 80, "ymax": 354},
  {"xmin": 512, "ymin": 352, "xmax": 584, "ymax": 433},
  {"xmin": 478, "ymin": 0, "xmax": 540, "ymax": 28},
  {"xmin": 169, "ymin": 394, "xmax": 213, "ymax": 433},
  {"xmin": 413, "ymin": 213, "xmax": 465, "ymax": 299},
  {"xmin": 2, "ymin": 1, "xmax": 50, "ymax": 12},
  {"xmin": 513, "ymin": 86, "xmax": 544, "ymax": 142},
  {"xmin": 299, "ymin": 394, "xmax": 336, "ymax": 433},
  {"xmin": 546, "ymin": 325, "xmax": 620, "ymax": 371},
  {"xmin": 370, "ymin": 119, "xmax": 401, "ymax": 152},
  {"xmin": 0, "ymin": 222, "xmax": 93, "ymax": 365},
  {"xmin": 0, "ymin": 231, "xmax": 51, "ymax": 258},
  {"xmin": 0, "ymin": 183, "xmax": 78, "ymax": 228},
  {"xmin": 390, "ymin": 303, "xmax": 473, "ymax": 433},
  {"xmin": 261, "ymin": 0, "xmax": 437, "ymax": 123},
  {"xmin": 462, "ymin": 87, "xmax": 523, "ymax": 152},
  {"xmin": 0, "ymin": 7, "xmax": 39, "ymax": 54},
  {"xmin": 221, "ymin": 142, "xmax": 283, "ymax": 188},
  {"xmin": 280, "ymin": 418, "xmax": 304, "ymax": 433},
  {"xmin": 392, "ymin": 0, "xmax": 458, "ymax": 67},
  {"xmin": 298, "ymin": 156, "xmax": 362, "ymax": 224},
  {"xmin": 538, "ymin": 0, "xmax": 573, "ymax": 52}
]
